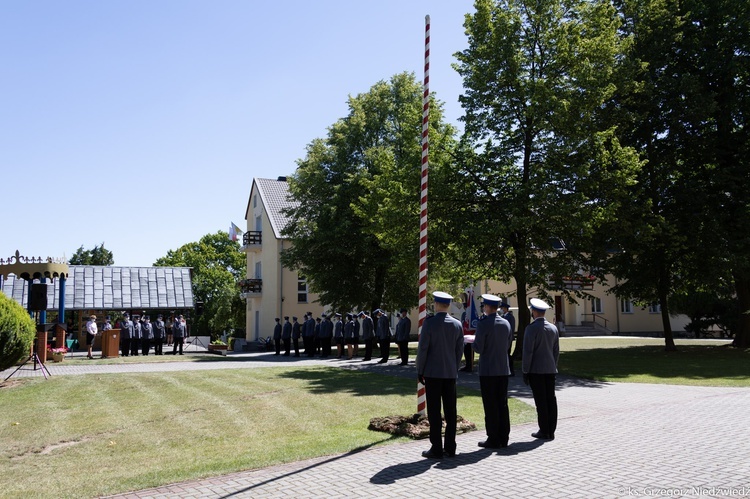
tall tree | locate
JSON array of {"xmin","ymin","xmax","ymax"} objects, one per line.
[
  {"xmin": 281, "ymin": 72, "xmax": 458, "ymax": 313},
  {"xmin": 452, "ymin": 0, "xmax": 640, "ymax": 355},
  {"xmin": 69, "ymin": 243, "xmax": 114, "ymax": 265},
  {"xmin": 605, "ymin": 0, "xmax": 750, "ymax": 349},
  {"xmin": 154, "ymin": 231, "xmax": 246, "ymax": 339}
]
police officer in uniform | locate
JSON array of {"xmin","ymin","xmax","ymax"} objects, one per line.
[
  {"xmin": 119, "ymin": 313, "xmax": 133, "ymax": 357},
  {"xmin": 273, "ymin": 318, "xmax": 282, "ymax": 355},
  {"xmin": 130, "ymin": 315, "xmax": 141, "ymax": 356},
  {"xmin": 141, "ymin": 315, "xmax": 153, "ymax": 355},
  {"xmin": 375, "ymin": 309, "xmax": 391, "ymax": 364},
  {"xmin": 282, "ymin": 316, "xmax": 292, "ymax": 356},
  {"xmin": 153, "ymin": 314, "xmax": 166, "ymax": 355},
  {"xmin": 522, "ymin": 298, "xmax": 560, "ymax": 440},
  {"xmin": 417, "ymin": 291, "xmax": 464, "ymax": 459},
  {"xmin": 303, "ymin": 313, "xmax": 316, "ymax": 357},
  {"xmin": 292, "ymin": 316, "xmax": 302, "ymax": 357},
  {"xmin": 319, "ymin": 314, "xmax": 333, "ymax": 358},
  {"xmin": 333, "ymin": 313, "xmax": 344, "ymax": 357},
  {"xmin": 394, "ymin": 308, "xmax": 411, "ymax": 365},
  {"xmin": 359, "ymin": 311, "xmax": 374, "ymax": 361},
  {"xmin": 473, "ymin": 294, "xmax": 513, "ymax": 448},
  {"xmin": 172, "ymin": 314, "xmax": 186, "ymax": 355},
  {"xmin": 344, "ymin": 313, "xmax": 355, "ymax": 359}
]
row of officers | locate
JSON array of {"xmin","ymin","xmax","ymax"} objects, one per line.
[
  {"xmin": 272, "ymin": 309, "xmax": 412, "ymax": 364},
  {"xmin": 84, "ymin": 313, "xmax": 189, "ymax": 358}
]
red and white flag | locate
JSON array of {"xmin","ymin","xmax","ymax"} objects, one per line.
[{"xmin": 229, "ymin": 222, "xmax": 242, "ymax": 242}]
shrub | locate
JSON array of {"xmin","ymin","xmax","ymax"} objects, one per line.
[{"xmin": 0, "ymin": 292, "xmax": 36, "ymax": 371}]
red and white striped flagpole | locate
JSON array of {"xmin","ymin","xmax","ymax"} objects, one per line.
[{"xmin": 417, "ymin": 14, "xmax": 430, "ymax": 417}]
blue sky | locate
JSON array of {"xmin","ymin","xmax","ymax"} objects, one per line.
[{"xmin": 1, "ymin": 0, "xmax": 474, "ymax": 267}]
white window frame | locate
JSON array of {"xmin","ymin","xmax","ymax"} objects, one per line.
[
  {"xmin": 591, "ymin": 297, "xmax": 603, "ymax": 314},
  {"xmin": 620, "ymin": 299, "xmax": 633, "ymax": 314},
  {"xmin": 648, "ymin": 303, "xmax": 661, "ymax": 314},
  {"xmin": 297, "ymin": 275, "xmax": 308, "ymax": 303}
]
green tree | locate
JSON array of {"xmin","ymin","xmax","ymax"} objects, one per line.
[
  {"xmin": 69, "ymin": 243, "xmax": 114, "ymax": 265},
  {"xmin": 0, "ymin": 291, "xmax": 36, "ymax": 371},
  {"xmin": 281, "ymin": 72, "xmax": 458, "ymax": 312},
  {"xmin": 452, "ymin": 0, "xmax": 640, "ymax": 355},
  {"xmin": 154, "ymin": 231, "xmax": 246, "ymax": 339},
  {"xmin": 604, "ymin": 0, "xmax": 750, "ymax": 349}
]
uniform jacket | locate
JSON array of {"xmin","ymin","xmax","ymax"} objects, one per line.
[
  {"xmin": 273, "ymin": 322, "xmax": 282, "ymax": 340},
  {"xmin": 344, "ymin": 319, "xmax": 354, "ymax": 339},
  {"xmin": 319, "ymin": 319, "xmax": 333, "ymax": 338},
  {"xmin": 141, "ymin": 322, "xmax": 154, "ymax": 340},
  {"xmin": 361, "ymin": 316, "xmax": 374, "ymax": 340},
  {"xmin": 292, "ymin": 320, "xmax": 302, "ymax": 339},
  {"xmin": 522, "ymin": 317, "xmax": 559, "ymax": 374},
  {"xmin": 394, "ymin": 316, "xmax": 411, "ymax": 342},
  {"xmin": 282, "ymin": 321, "xmax": 292, "ymax": 340},
  {"xmin": 153, "ymin": 320, "xmax": 165, "ymax": 339},
  {"xmin": 173, "ymin": 320, "xmax": 186, "ymax": 339},
  {"xmin": 472, "ymin": 313, "xmax": 513, "ymax": 376},
  {"xmin": 304, "ymin": 318, "xmax": 315, "ymax": 337},
  {"xmin": 334, "ymin": 320, "xmax": 343, "ymax": 338},
  {"xmin": 502, "ymin": 311, "xmax": 516, "ymax": 336},
  {"xmin": 416, "ymin": 312, "xmax": 464, "ymax": 379},
  {"xmin": 119, "ymin": 320, "xmax": 133, "ymax": 339},
  {"xmin": 353, "ymin": 319, "xmax": 360, "ymax": 339},
  {"xmin": 132, "ymin": 321, "xmax": 142, "ymax": 340},
  {"xmin": 376, "ymin": 314, "xmax": 391, "ymax": 340}
]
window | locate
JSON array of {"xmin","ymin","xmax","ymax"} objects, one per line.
[
  {"xmin": 591, "ymin": 297, "xmax": 603, "ymax": 314},
  {"xmin": 253, "ymin": 195, "xmax": 257, "ymax": 208},
  {"xmin": 648, "ymin": 303, "xmax": 661, "ymax": 314},
  {"xmin": 620, "ymin": 300, "xmax": 633, "ymax": 314},
  {"xmin": 255, "ymin": 262, "xmax": 262, "ymax": 279},
  {"xmin": 297, "ymin": 275, "xmax": 308, "ymax": 303}
]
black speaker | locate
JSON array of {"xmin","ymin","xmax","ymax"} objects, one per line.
[
  {"xmin": 196, "ymin": 301, "xmax": 204, "ymax": 316},
  {"xmin": 30, "ymin": 283, "xmax": 48, "ymax": 310}
]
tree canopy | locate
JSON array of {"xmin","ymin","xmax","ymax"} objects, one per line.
[
  {"xmin": 154, "ymin": 231, "xmax": 245, "ymax": 339},
  {"xmin": 451, "ymin": 0, "xmax": 640, "ymax": 352},
  {"xmin": 281, "ymin": 72, "xmax": 458, "ymax": 313},
  {"xmin": 69, "ymin": 243, "xmax": 114, "ymax": 266}
]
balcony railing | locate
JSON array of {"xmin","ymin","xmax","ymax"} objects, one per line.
[
  {"xmin": 238, "ymin": 278, "xmax": 262, "ymax": 298},
  {"xmin": 242, "ymin": 231, "xmax": 262, "ymax": 247},
  {"xmin": 547, "ymin": 274, "xmax": 595, "ymax": 290}
]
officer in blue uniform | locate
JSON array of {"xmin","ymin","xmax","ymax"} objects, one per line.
[
  {"xmin": 417, "ymin": 291, "xmax": 464, "ymax": 459},
  {"xmin": 292, "ymin": 317, "xmax": 301, "ymax": 357},
  {"xmin": 273, "ymin": 318, "xmax": 282, "ymax": 356},
  {"xmin": 522, "ymin": 298, "xmax": 560, "ymax": 440},
  {"xmin": 500, "ymin": 300, "xmax": 516, "ymax": 375},
  {"xmin": 473, "ymin": 294, "xmax": 513, "ymax": 448},
  {"xmin": 282, "ymin": 316, "xmax": 292, "ymax": 356},
  {"xmin": 359, "ymin": 311, "xmax": 374, "ymax": 361}
]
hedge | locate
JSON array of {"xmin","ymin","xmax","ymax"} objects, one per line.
[{"xmin": 0, "ymin": 292, "xmax": 36, "ymax": 371}]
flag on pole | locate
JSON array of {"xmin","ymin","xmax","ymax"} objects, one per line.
[
  {"xmin": 463, "ymin": 284, "xmax": 480, "ymax": 334},
  {"xmin": 229, "ymin": 222, "xmax": 242, "ymax": 242}
]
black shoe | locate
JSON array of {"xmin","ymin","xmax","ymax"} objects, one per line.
[
  {"xmin": 400, "ymin": 362, "xmax": 409, "ymax": 366},
  {"xmin": 362, "ymin": 358, "xmax": 371, "ymax": 361},
  {"xmin": 377, "ymin": 359, "xmax": 387, "ymax": 364},
  {"xmin": 531, "ymin": 431, "xmax": 552, "ymax": 440},
  {"xmin": 421, "ymin": 450, "xmax": 443, "ymax": 459},
  {"xmin": 478, "ymin": 440, "xmax": 507, "ymax": 449},
  {"xmin": 444, "ymin": 450, "xmax": 456, "ymax": 457},
  {"xmin": 460, "ymin": 367, "xmax": 472, "ymax": 372}
]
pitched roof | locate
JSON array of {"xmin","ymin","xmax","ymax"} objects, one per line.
[
  {"xmin": 252, "ymin": 177, "xmax": 299, "ymax": 239},
  {"xmin": 0, "ymin": 265, "xmax": 194, "ymax": 311}
]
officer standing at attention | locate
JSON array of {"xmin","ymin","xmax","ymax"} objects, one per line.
[
  {"xmin": 333, "ymin": 313, "xmax": 344, "ymax": 358},
  {"xmin": 473, "ymin": 294, "xmax": 513, "ymax": 448},
  {"xmin": 417, "ymin": 291, "xmax": 464, "ymax": 459},
  {"xmin": 375, "ymin": 309, "xmax": 391, "ymax": 364},
  {"xmin": 359, "ymin": 311, "xmax": 374, "ymax": 361},
  {"xmin": 292, "ymin": 316, "xmax": 302, "ymax": 357},
  {"xmin": 153, "ymin": 315, "xmax": 166, "ymax": 355},
  {"xmin": 172, "ymin": 314, "xmax": 186, "ymax": 355},
  {"xmin": 130, "ymin": 315, "xmax": 142, "ymax": 356},
  {"xmin": 141, "ymin": 316, "xmax": 153, "ymax": 356},
  {"xmin": 273, "ymin": 318, "xmax": 282, "ymax": 356},
  {"xmin": 394, "ymin": 308, "xmax": 411, "ymax": 365},
  {"xmin": 320, "ymin": 314, "xmax": 333, "ymax": 358},
  {"xmin": 500, "ymin": 301, "xmax": 516, "ymax": 375},
  {"xmin": 282, "ymin": 316, "xmax": 292, "ymax": 356},
  {"xmin": 119, "ymin": 313, "xmax": 133, "ymax": 357},
  {"xmin": 522, "ymin": 298, "xmax": 560, "ymax": 441}
]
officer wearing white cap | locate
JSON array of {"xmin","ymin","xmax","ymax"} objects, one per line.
[
  {"xmin": 473, "ymin": 294, "xmax": 513, "ymax": 448},
  {"xmin": 416, "ymin": 291, "xmax": 464, "ymax": 459},
  {"xmin": 522, "ymin": 298, "xmax": 559, "ymax": 440}
]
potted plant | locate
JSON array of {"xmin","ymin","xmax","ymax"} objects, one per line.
[
  {"xmin": 48, "ymin": 346, "xmax": 67, "ymax": 362},
  {"xmin": 207, "ymin": 340, "xmax": 228, "ymax": 355}
]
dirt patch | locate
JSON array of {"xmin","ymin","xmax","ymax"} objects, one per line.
[{"xmin": 369, "ymin": 414, "xmax": 476, "ymax": 439}]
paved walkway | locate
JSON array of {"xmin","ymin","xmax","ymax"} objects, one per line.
[{"xmin": 4, "ymin": 351, "xmax": 749, "ymax": 498}]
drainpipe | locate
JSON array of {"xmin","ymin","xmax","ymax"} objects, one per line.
[{"xmin": 279, "ymin": 240, "xmax": 284, "ymax": 319}]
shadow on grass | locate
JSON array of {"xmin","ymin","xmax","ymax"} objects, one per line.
[
  {"xmin": 219, "ymin": 436, "xmax": 399, "ymax": 498},
  {"xmin": 559, "ymin": 344, "xmax": 750, "ymax": 383},
  {"xmin": 276, "ymin": 367, "xmax": 437, "ymax": 398}
]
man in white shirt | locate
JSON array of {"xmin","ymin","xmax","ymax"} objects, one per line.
[{"xmin": 86, "ymin": 315, "xmax": 98, "ymax": 359}]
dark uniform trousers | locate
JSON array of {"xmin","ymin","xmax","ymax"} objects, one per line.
[
  {"xmin": 283, "ymin": 338, "xmax": 291, "ymax": 355},
  {"xmin": 396, "ymin": 341, "xmax": 409, "ymax": 364},
  {"xmin": 293, "ymin": 337, "xmax": 300, "ymax": 356},
  {"xmin": 379, "ymin": 338, "xmax": 391, "ymax": 362},
  {"xmin": 363, "ymin": 338, "xmax": 373, "ymax": 360},
  {"xmin": 425, "ymin": 377, "xmax": 457, "ymax": 455},
  {"xmin": 479, "ymin": 375, "xmax": 510, "ymax": 445},
  {"xmin": 529, "ymin": 373, "xmax": 557, "ymax": 437},
  {"xmin": 321, "ymin": 338, "xmax": 331, "ymax": 357},
  {"xmin": 121, "ymin": 338, "xmax": 130, "ymax": 357}
]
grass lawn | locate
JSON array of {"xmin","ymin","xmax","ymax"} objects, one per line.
[
  {"xmin": 557, "ymin": 337, "xmax": 749, "ymax": 386},
  {"xmin": 0, "ymin": 366, "xmax": 535, "ymax": 498}
]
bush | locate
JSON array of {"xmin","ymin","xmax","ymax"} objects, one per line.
[{"xmin": 0, "ymin": 292, "xmax": 36, "ymax": 371}]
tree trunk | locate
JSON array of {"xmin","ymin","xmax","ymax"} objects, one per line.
[
  {"xmin": 732, "ymin": 269, "xmax": 750, "ymax": 348},
  {"xmin": 659, "ymin": 266, "xmax": 677, "ymax": 351},
  {"xmin": 511, "ymin": 249, "xmax": 529, "ymax": 359}
]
